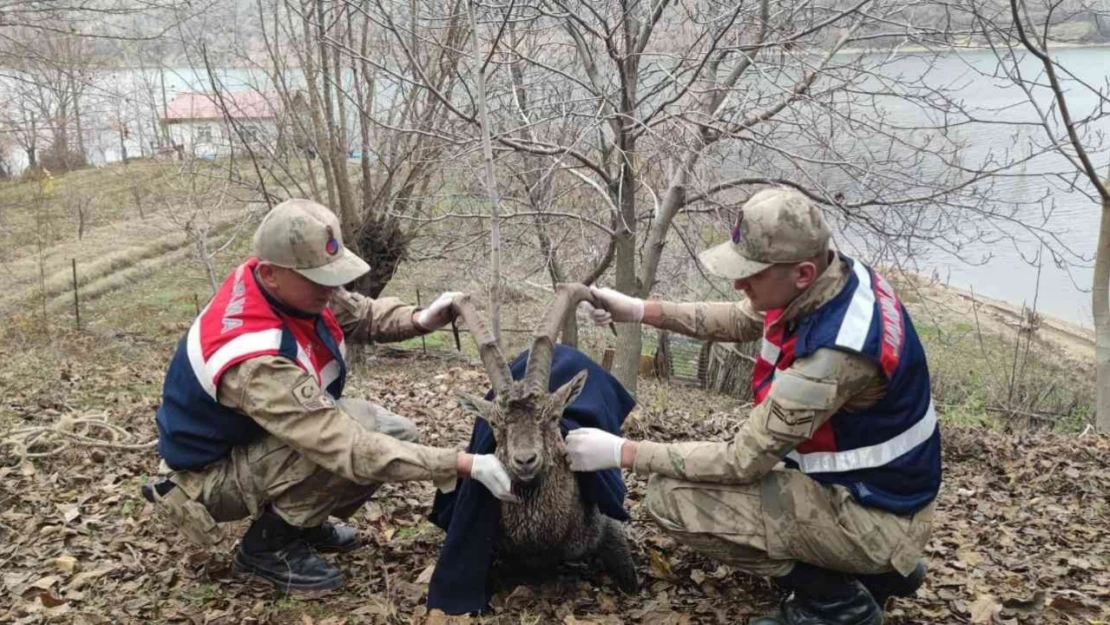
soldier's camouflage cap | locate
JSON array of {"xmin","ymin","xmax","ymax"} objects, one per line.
[
  {"xmin": 698, "ymin": 188, "xmax": 831, "ymax": 280},
  {"xmin": 253, "ymin": 198, "xmax": 370, "ymax": 287}
]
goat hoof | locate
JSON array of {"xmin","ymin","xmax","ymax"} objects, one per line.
[{"xmin": 613, "ymin": 568, "xmax": 640, "ymax": 594}]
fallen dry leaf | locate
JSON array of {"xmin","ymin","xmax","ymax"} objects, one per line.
[
  {"xmin": 65, "ymin": 567, "xmax": 114, "ymax": 591},
  {"xmin": 59, "ymin": 504, "xmax": 80, "ymax": 524},
  {"xmin": 30, "ymin": 575, "xmax": 60, "ymax": 591},
  {"xmin": 969, "ymin": 593, "xmax": 1002, "ymax": 623},
  {"xmin": 649, "ymin": 549, "xmax": 675, "ymax": 580},
  {"xmin": 415, "ymin": 563, "xmax": 435, "ymax": 585},
  {"xmin": 53, "ymin": 555, "xmax": 78, "ymax": 574}
]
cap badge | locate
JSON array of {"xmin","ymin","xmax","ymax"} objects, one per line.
[
  {"xmin": 325, "ymin": 226, "xmax": 340, "ymax": 256},
  {"xmin": 731, "ymin": 211, "xmax": 745, "ymax": 244}
]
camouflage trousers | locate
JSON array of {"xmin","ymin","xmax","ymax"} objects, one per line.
[
  {"xmin": 158, "ymin": 398, "xmax": 420, "ymax": 530},
  {"xmin": 644, "ymin": 469, "xmax": 935, "ymax": 579}
]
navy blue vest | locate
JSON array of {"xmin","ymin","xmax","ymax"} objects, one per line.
[
  {"xmin": 784, "ymin": 257, "xmax": 942, "ymax": 515},
  {"xmin": 155, "ymin": 261, "xmax": 348, "ymax": 471}
]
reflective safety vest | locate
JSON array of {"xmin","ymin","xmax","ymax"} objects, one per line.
[
  {"xmin": 155, "ymin": 257, "xmax": 348, "ymax": 470},
  {"xmin": 751, "ymin": 255, "xmax": 941, "ymax": 515}
]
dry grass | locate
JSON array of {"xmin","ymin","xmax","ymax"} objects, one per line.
[
  {"xmin": 0, "ymin": 161, "xmax": 170, "ymax": 256},
  {"xmin": 0, "ymin": 160, "xmax": 258, "ymax": 317}
]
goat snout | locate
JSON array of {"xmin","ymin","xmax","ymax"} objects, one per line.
[{"xmin": 511, "ymin": 452, "xmax": 540, "ymax": 474}]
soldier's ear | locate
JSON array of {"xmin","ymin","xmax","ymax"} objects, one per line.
[
  {"xmin": 458, "ymin": 393, "xmax": 499, "ymax": 425},
  {"xmin": 549, "ymin": 370, "xmax": 588, "ymax": 418}
]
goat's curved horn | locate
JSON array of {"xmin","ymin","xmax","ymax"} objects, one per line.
[
  {"xmin": 450, "ymin": 293, "xmax": 513, "ymax": 398},
  {"xmin": 524, "ymin": 283, "xmax": 598, "ymax": 394}
]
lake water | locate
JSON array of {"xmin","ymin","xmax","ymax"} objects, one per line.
[
  {"xmin": 3, "ymin": 48, "xmax": 1109, "ymax": 327},
  {"xmin": 845, "ymin": 47, "xmax": 1110, "ymax": 328}
]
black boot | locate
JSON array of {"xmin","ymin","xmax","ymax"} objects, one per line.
[
  {"xmin": 233, "ymin": 507, "xmax": 344, "ymax": 592},
  {"xmin": 858, "ymin": 560, "xmax": 926, "ymax": 607},
  {"xmin": 749, "ymin": 563, "xmax": 882, "ymax": 625},
  {"xmin": 302, "ymin": 519, "xmax": 362, "ymax": 554}
]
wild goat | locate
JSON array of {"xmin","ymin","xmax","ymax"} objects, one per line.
[{"xmin": 448, "ymin": 284, "xmax": 639, "ymax": 593}]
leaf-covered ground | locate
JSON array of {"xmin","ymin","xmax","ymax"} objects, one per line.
[{"xmin": 1, "ymin": 333, "xmax": 1108, "ymax": 625}]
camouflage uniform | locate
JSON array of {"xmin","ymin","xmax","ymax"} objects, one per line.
[
  {"xmin": 152, "ymin": 200, "xmax": 462, "ymax": 549},
  {"xmin": 158, "ymin": 289, "xmax": 458, "ymax": 537},
  {"xmin": 156, "ymin": 288, "xmax": 458, "ymax": 541},
  {"xmin": 633, "ymin": 194, "xmax": 935, "ymax": 580}
]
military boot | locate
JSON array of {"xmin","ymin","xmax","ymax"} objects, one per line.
[
  {"xmin": 749, "ymin": 563, "xmax": 882, "ymax": 625},
  {"xmin": 302, "ymin": 519, "xmax": 362, "ymax": 554},
  {"xmin": 858, "ymin": 560, "xmax": 926, "ymax": 607},
  {"xmin": 233, "ymin": 507, "xmax": 344, "ymax": 593}
]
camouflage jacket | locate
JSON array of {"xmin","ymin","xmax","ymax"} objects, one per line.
[
  {"xmin": 633, "ymin": 257, "xmax": 888, "ymax": 485},
  {"xmin": 216, "ymin": 288, "xmax": 458, "ymax": 492}
]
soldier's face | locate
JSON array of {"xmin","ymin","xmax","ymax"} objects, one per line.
[
  {"xmin": 734, "ymin": 261, "xmax": 817, "ymax": 311},
  {"xmin": 258, "ymin": 263, "xmax": 336, "ymax": 314}
]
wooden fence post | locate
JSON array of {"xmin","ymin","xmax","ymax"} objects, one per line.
[
  {"xmin": 72, "ymin": 259, "xmax": 80, "ymax": 331},
  {"xmin": 416, "ymin": 289, "xmax": 427, "ymax": 355}
]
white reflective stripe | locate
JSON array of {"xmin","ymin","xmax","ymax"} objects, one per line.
[
  {"xmin": 295, "ymin": 344, "xmax": 320, "ymax": 384},
  {"xmin": 205, "ymin": 329, "xmax": 285, "ymax": 390},
  {"xmin": 835, "ymin": 261, "xmax": 875, "ymax": 352},
  {"xmin": 186, "ymin": 318, "xmax": 215, "ymax": 399},
  {"xmin": 786, "ymin": 401, "xmax": 938, "ymax": 474},
  {"xmin": 760, "ymin": 338, "xmax": 781, "ymax": 364},
  {"xmin": 338, "ymin": 339, "xmax": 347, "ymax": 359},
  {"xmin": 319, "ymin": 360, "xmax": 341, "ymax": 394}
]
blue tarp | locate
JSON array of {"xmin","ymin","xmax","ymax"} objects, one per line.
[{"xmin": 426, "ymin": 345, "xmax": 635, "ymax": 615}]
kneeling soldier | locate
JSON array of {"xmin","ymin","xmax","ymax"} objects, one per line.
[
  {"xmin": 570, "ymin": 189, "xmax": 940, "ymax": 625},
  {"xmin": 147, "ymin": 199, "xmax": 517, "ymax": 592}
]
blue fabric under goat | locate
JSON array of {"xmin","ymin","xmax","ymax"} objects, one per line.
[{"xmin": 427, "ymin": 344, "xmax": 635, "ymax": 615}]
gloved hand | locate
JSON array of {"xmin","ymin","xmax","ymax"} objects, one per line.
[
  {"xmin": 415, "ymin": 291, "xmax": 463, "ymax": 331},
  {"xmin": 566, "ymin": 427, "xmax": 627, "ymax": 472},
  {"xmin": 469, "ymin": 454, "xmax": 520, "ymax": 502},
  {"xmin": 588, "ymin": 286, "xmax": 644, "ymax": 325}
]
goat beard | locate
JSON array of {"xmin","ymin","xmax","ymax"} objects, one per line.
[{"xmin": 510, "ymin": 474, "xmax": 546, "ymax": 500}]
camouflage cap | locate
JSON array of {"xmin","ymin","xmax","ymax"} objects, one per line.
[
  {"xmin": 253, "ymin": 198, "xmax": 370, "ymax": 287},
  {"xmin": 698, "ymin": 188, "xmax": 831, "ymax": 280}
]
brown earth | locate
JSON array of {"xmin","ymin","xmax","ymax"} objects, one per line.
[{"xmin": 1, "ymin": 334, "xmax": 1107, "ymax": 625}]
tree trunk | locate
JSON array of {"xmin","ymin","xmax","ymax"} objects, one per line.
[
  {"xmin": 641, "ymin": 150, "xmax": 702, "ymax": 294},
  {"xmin": 353, "ymin": 211, "xmax": 408, "ymax": 297},
  {"xmin": 612, "ymin": 160, "xmax": 641, "ymax": 395},
  {"xmin": 317, "ymin": 0, "xmax": 358, "ymax": 239},
  {"xmin": 1095, "ymin": 195, "xmax": 1110, "ymax": 432},
  {"xmin": 74, "ymin": 91, "xmax": 85, "ymax": 159},
  {"xmin": 327, "ymin": 10, "xmax": 359, "ymax": 238},
  {"xmin": 466, "ymin": 0, "xmax": 502, "ymax": 340},
  {"xmin": 301, "ymin": 1, "xmax": 338, "ymax": 211}
]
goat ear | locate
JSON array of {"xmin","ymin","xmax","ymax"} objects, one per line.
[
  {"xmin": 457, "ymin": 393, "xmax": 498, "ymax": 424},
  {"xmin": 550, "ymin": 370, "xmax": 588, "ymax": 416}
]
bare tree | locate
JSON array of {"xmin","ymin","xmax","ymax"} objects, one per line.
[
  {"xmin": 154, "ymin": 157, "xmax": 260, "ymax": 294},
  {"xmin": 0, "ymin": 24, "xmax": 99, "ymax": 171},
  {"xmin": 377, "ymin": 0, "xmax": 1031, "ymax": 393},
  {"xmin": 960, "ymin": 0, "xmax": 1110, "ymax": 431},
  {"xmin": 179, "ymin": 0, "xmax": 470, "ymax": 298}
]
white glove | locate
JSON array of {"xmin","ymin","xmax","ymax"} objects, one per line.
[
  {"xmin": 566, "ymin": 427, "xmax": 626, "ymax": 472},
  {"xmin": 588, "ymin": 286, "xmax": 644, "ymax": 325},
  {"xmin": 470, "ymin": 454, "xmax": 520, "ymax": 502},
  {"xmin": 415, "ymin": 291, "xmax": 462, "ymax": 331}
]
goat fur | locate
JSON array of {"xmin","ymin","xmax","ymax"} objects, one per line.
[{"xmin": 488, "ymin": 396, "xmax": 639, "ymax": 593}]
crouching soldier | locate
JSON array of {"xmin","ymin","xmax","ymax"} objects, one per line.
[
  {"xmin": 145, "ymin": 199, "xmax": 518, "ymax": 592},
  {"xmin": 569, "ymin": 188, "xmax": 941, "ymax": 625}
]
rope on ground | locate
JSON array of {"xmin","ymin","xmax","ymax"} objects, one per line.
[{"xmin": 0, "ymin": 412, "xmax": 157, "ymax": 460}]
